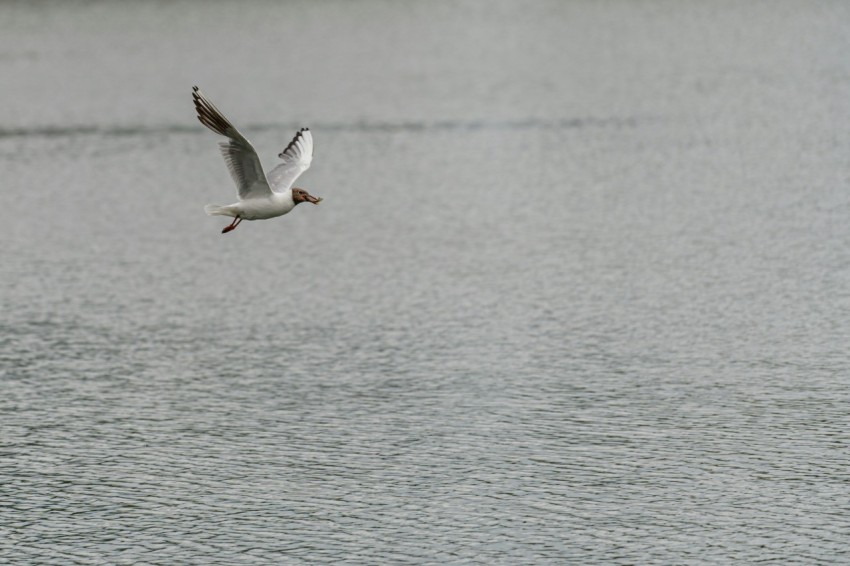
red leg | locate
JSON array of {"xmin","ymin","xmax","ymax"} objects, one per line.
[{"xmin": 222, "ymin": 216, "xmax": 241, "ymax": 234}]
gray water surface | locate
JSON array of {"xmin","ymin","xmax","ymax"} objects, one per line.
[{"xmin": 2, "ymin": 1, "xmax": 850, "ymax": 563}]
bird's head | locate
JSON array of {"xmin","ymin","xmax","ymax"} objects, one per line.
[{"xmin": 292, "ymin": 187, "xmax": 322, "ymax": 205}]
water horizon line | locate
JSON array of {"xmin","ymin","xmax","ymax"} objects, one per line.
[{"xmin": 0, "ymin": 115, "xmax": 646, "ymax": 140}]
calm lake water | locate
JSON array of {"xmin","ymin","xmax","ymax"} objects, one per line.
[{"xmin": 2, "ymin": 1, "xmax": 850, "ymax": 563}]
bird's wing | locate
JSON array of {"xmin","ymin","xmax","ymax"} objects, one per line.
[
  {"xmin": 192, "ymin": 86, "xmax": 271, "ymax": 200},
  {"xmin": 267, "ymin": 128, "xmax": 313, "ymax": 193}
]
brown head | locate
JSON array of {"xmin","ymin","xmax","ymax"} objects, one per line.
[{"xmin": 292, "ymin": 187, "xmax": 322, "ymax": 205}]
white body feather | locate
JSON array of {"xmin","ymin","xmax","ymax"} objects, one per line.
[{"xmin": 204, "ymin": 191, "xmax": 296, "ymax": 220}]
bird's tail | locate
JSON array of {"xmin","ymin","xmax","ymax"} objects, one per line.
[{"xmin": 204, "ymin": 204, "xmax": 228, "ymax": 216}]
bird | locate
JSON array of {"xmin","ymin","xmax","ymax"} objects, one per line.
[{"xmin": 192, "ymin": 86, "xmax": 322, "ymax": 234}]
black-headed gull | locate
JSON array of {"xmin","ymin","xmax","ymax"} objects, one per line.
[{"xmin": 193, "ymin": 86, "xmax": 322, "ymax": 234}]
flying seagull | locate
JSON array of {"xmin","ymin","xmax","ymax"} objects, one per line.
[{"xmin": 192, "ymin": 86, "xmax": 321, "ymax": 234}]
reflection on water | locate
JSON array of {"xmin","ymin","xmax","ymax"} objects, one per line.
[{"xmin": 2, "ymin": 0, "xmax": 850, "ymax": 563}]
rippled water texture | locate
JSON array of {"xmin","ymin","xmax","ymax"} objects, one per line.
[{"xmin": 3, "ymin": 1, "xmax": 850, "ymax": 563}]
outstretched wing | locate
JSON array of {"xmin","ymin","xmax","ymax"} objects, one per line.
[
  {"xmin": 192, "ymin": 86, "xmax": 271, "ymax": 200},
  {"xmin": 267, "ymin": 128, "xmax": 313, "ymax": 193}
]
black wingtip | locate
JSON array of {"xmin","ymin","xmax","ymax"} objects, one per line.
[
  {"xmin": 279, "ymin": 127, "xmax": 311, "ymax": 158},
  {"xmin": 192, "ymin": 85, "xmax": 199, "ymax": 92}
]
